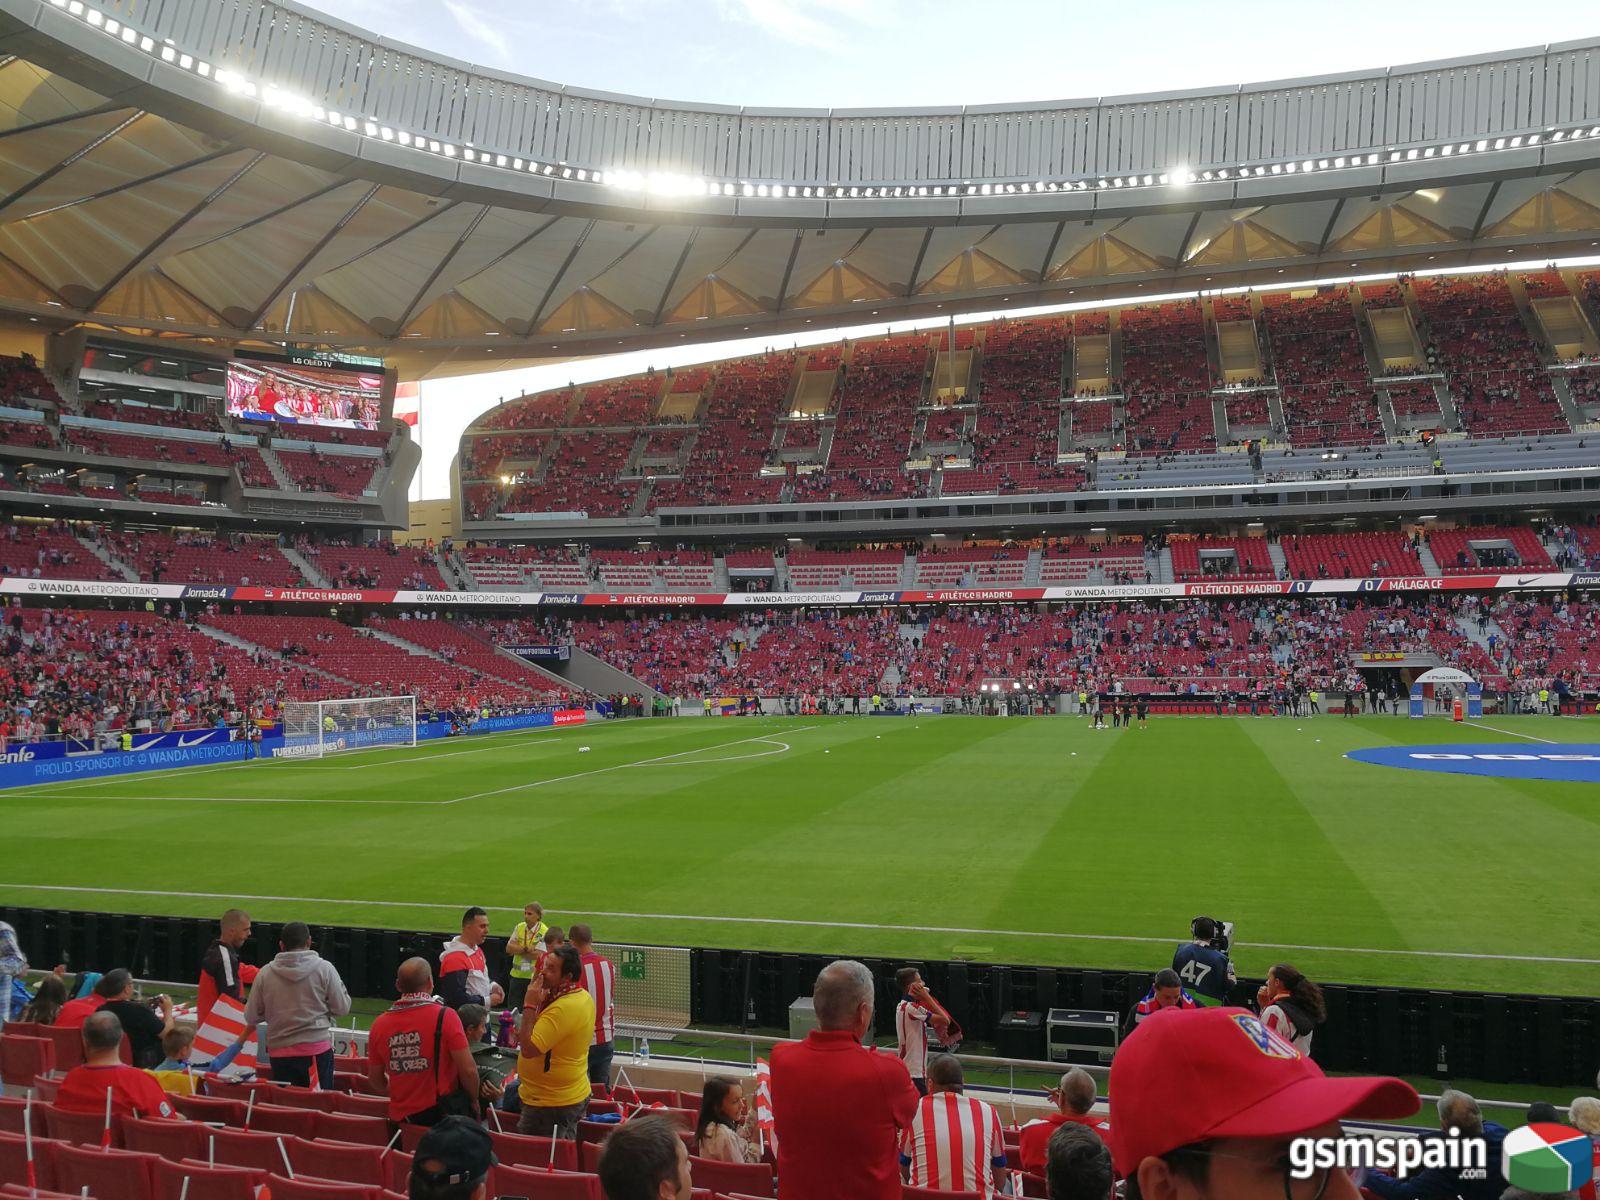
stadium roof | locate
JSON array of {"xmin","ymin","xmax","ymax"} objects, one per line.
[{"xmin": 2, "ymin": 0, "xmax": 1600, "ymax": 368}]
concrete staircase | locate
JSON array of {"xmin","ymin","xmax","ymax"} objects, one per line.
[
  {"xmin": 434, "ymin": 551, "xmax": 469, "ymax": 590},
  {"xmin": 258, "ymin": 444, "xmax": 297, "ymax": 491},
  {"xmin": 498, "ymin": 646, "xmax": 594, "ymax": 697},
  {"xmin": 282, "ymin": 546, "xmax": 329, "ymax": 587},
  {"xmin": 1266, "ymin": 540, "xmax": 1288, "ymax": 579},
  {"xmin": 1154, "ymin": 546, "xmax": 1174, "ymax": 584},
  {"xmin": 1416, "ymin": 541, "xmax": 1442, "ymax": 577},
  {"xmin": 545, "ymin": 646, "xmax": 664, "ymax": 700},
  {"xmin": 78, "ymin": 532, "xmax": 139, "ymax": 581},
  {"xmin": 1455, "ymin": 611, "xmax": 1508, "ymax": 665}
]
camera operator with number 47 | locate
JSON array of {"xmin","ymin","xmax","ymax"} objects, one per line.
[{"xmin": 1172, "ymin": 918, "xmax": 1235, "ymax": 1007}]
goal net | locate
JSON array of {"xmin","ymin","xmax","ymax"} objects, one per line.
[{"xmin": 280, "ymin": 695, "xmax": 417, "ymax": 758}]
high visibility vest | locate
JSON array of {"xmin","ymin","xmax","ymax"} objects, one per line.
[{"xmin": 509, "ymin": 920, "xmax": 548, "ymax": 979}]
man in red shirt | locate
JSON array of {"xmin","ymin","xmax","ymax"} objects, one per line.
[
  {"xmin": 368, "ymin": 958, "xmax": 479, "ymax": 1126},
  {"xmin": 198, "ymin": 908, "xmax": 258, "ymax": 1027},
  {"xmin": 770, "ymin": 959, "xmax": 919, "ymax": 1200},
  {"xmin": 56, "ymin": 1011, "xmax": 178, "ymax": 1120},
  {"xmin": 569, "ymin": 924, "xmax": 616, "ymax": 1091},
  {"xmin": 56, "ymin": 973, "xmax": 117, "ymax": 1030},
  {"xmin": 1019, "ymin": 1067, "xmax": 1110, "ymax": 1175}
]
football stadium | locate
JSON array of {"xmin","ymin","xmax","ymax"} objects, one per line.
[{"xmin": 4, "ymin": 0, "xmax": 1600, "ymax": 1196}]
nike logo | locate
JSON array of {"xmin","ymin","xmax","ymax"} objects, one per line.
[
  {"xmin": 177, "ymin": 733, "xmax": 212, "ymax": 748},
  {"xmin": 1516, "ymin": 576, "xmax": 1539, "ymax": 586}
]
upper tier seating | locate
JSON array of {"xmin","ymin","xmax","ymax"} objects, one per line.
[
  {"xmin": 910, "ymin": 546, "xmax": 1028, "ymax": 587},
  {"xmin": 590, "ymin": 550, "xmax": 715, "ymax": 590},
  {"xmin": 476, "ymin": 389, "xmax": 576, "ymax": 430},
  {"xmin": 0, "ymin": 354, "xmax": 59, "ymax": 406},
  {"xmin": 307, "ymin": 543, "xmax": 447, "ymax": 590},
  {"xmin": 1038, "ymin": 540, "xmax": 1150, "ymax": 583},
  {"xmin": 951, "ymin": 320, "xmax": 1082, "ymax": 497},
  {"xmin": 573, "ymin": 377, "xmax": 661, "ymax": 427},
  {"xmin": 1261, "ymin": 289, "xmax": 1383, "ymax": 446},
  {"xmin": 272, "ymin": 449, "xmax": 379, "ymax": 498},
  {"xmin": 501, "ymin": 432, "xmax": 638, "ymax": 517},
  {"xmin": 1413, "ymin": 275, "xmax": 1568, "ymax": 437},
  {"xmin": 652, "ymin": 353, "xmax": 795, "ymax": 509},
  {"xmin": 0, "ymin": 523, "xmax": 119, "ymax": 581},
  {"xmin": 457, "ymin": 544, "xmax": 590, "ymax": 590},
  {"xmin": 1121, "ymin": 300, "xmax": 1216, "ymax": 454},
  {"xmin": 793, "ymin": 337, "xmax": 931, "ymax": 501}
]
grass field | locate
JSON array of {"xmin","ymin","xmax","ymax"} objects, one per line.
[{"xmin": 3, "ymin": 713, "xmax": 1598, "ymax": 998}]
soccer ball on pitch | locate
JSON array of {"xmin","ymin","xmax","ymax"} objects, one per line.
[{"xmin": 579, "ymin": 746, "xmax": 591, "ymax": 753}]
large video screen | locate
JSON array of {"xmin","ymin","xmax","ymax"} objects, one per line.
[{"xmin": 226, "ymin": 356, "xmax": 386, "ymax": 430}]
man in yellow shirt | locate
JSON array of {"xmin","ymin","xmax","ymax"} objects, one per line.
[
  {"xmin": 505, "ymin": 902, "xmax": 548, "ymax": 1011},
  {"xmin": 515, "ymin": 944, "xmax": 595, "ymax": 1138}
]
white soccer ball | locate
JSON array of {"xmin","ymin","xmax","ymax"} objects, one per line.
[
  {"xmin": 824, "ymin": 749, "xmax": 831, "ymax": 754},
  {"xmin": 875, "ymin": 735, "xmax": 881, "ymax": 740},
  {"xmin": 1070, "ymin": 751, "xmax": 1078, "ymax": 757},
  {"xmin": 1315, "ymin": 739, "xmax": 1322, "ymax": 744},
  {"xmin": 579, "ymin": 746, "xmax": 591, "ymax": 753}
]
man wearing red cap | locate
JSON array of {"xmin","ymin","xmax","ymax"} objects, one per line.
[{"xmin": 1109, "ymin": 1006, "xmax": 1419, "ymax": 1199}]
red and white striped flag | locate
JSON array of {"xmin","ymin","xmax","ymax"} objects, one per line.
[
  {"xmin": 191, "ymin": 993, "xmax": 258, "ymax": 1079},
  {"xmin": 754, "ymin": 1058, "xmax": 778, "ymax": 1157}
]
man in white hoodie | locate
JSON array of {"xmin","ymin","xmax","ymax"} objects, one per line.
[
  {"xmin": 439, "ymin": 907, "xmax": 504, "ymax": 1012},
  {"xmin": 241, "ymin": 921, "xmax": 351, "ymax": 1089}
]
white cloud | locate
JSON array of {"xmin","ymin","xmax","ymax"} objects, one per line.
[
  {"xmin": 716, "ymin": 0, "xmax": 892, "ymax": 51},
  {"xmin": 442, "ymin": 0, "xmax": 511, "ymax": 58}
]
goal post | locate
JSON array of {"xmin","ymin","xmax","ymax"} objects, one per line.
[{"xmin": 280, "ymin": 695, "xmax": 417, "ymax": 758}]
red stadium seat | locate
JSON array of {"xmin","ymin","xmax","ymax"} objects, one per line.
[
  {"xmin": 0, "ymin": 1129, "xmax": 59, "ymax": 1191},
  {"xmin": 51, "ymin": 1143, "xmax": 160, "ymax": 1200},
  {"xmin": 311, "ymin": 1113, "xmax": 390, "ymax": 1147},
  {"xmin": 902, "ymin": 1187, "xmax": 984, "ymax": 1200},
  {"xmin": 247, "ymin": 1105, "xmax": 321, "ymax": 1139},
  {"xmin": 207, "ymin": 1127, "xmax": 294, "ymax": 1173},
  {"xmin": 257, "ymin": 1086, "xmax": 339, "ymax": 1112},
  {"xmin": 489, "ymin": 1130, "xmax": 578, "ymax": 1173},
  {"xmin": 331, "ymin": 1093, "xmax": 390, "ymax": 1119},
  {"xmin": 0, "ymin": 1100, "xmax": 29, "ymax": 1136},
  {"xmin": 489, "ymin": 1164, "xmax": 601, "ymax": 1200},
  {"xmin": 151, "ymin": 1158, "xmax": 267, "ymax": 1200},
  {"xmin": 42, "ymin": 1104, "xmax": 118, "ymax": 1147},
  {"xmin": 0, "ymin": 1038, "xmax": 53, "ymax": 1090},
  {"xmin": 382, "ymin": 1151, "xmax": 412, "ymax": 1194},
  {"xmin": 287, "ymin": 1138, "xmax": 387, "ymax": 1187},
  {"xmin": 122, "ymin": 1115, "xmax": 208, "ymax": 1160},
  {"xmin": 41, "ymin": 1027, "xmax": 84, "ymax": 1072},
  {"xmin": 262, "ymin": 1174, "xmax": 382, "ymax": 1200},
  {"xmin": 686, "ymin": 1157, "xmax": 774, "ymax": 1197},
  {"xmin": 173, "ymin": 1095, "xmax": 245, "ymax": 1125}
]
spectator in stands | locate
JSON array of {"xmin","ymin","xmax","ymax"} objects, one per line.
[
  {"xmin": 1110, "ymin": 1006, "xmax": 1418, "ymax": 1200},
  {"xmin": 597, "ymin": 1113, "xmax": 694, "ymax": 1200},
  {"xmin": 1020, "ymin": 1067, "xmax": 1110, "ymax": 1175},
  {"xmin": 894, "ymin": 967, "xmax": 950, "ymax": 1096},
  {"xmin": 536, "ymin": 926, "xmax": 567, "ymax": 978},
  {"xmin": 1047, "ymin": 1122, "xmax": 1115, "ymax": 1200},
  {"xmin": 900, "ymin": 1053, "xmax": 1006, "ymax": 1194},
  {"xmin": 18, "ymin": 973, "xmax": 67, "ymax": 1025},
  {"xmin": 440, "ymin": 906, "xmax": 504, "ymax": 1010},
  {"xmin": 56, "ymin": 972, "xmax": 117, "ymax": 1030},
  {"xmin": 241, "ymin": 920, "xmax": 351, "ymax": 1090},
  {"xmin": 1256, "ymin": 964, "xmax": 1326, "ymax": 1055},
  {"xmin": 98, "ymin": 967, "xmax": 175, "ymax": 1068},
  {"xmin": 770, "ymin": 959, "xmax": 920, "ymax": 1200},
  {"xmin": 1172, "ymin": 918, "xmax": 1235, "ymax": 1005},
  {"xmin": 156, "ymin": 1026, "xmax": 196, "ymax": 1072},
  {"xmin": 457, "ymin": 1003, "xmax": 514, "ymax": 1110},
  {"xmin": 1567, "ymin": 1096, "xmax": 1600, "ymax": 1199},
  {"xmin": 0, "ymin": 918, "xmax": 26, "ymax": 1025},
  {"xmin": 695, "ymin": 1076, "xmax": 760, "ymax": 1164},
  {"xmin": 569, "ymin": 924, "xmax": 617, "ymax": 1090},
  {"xmin": 408, "ymin": 1116, "xmax": 497, "ymax": 1200},
  {"xmin": 198, "ymin": 907, "xmax": 257, "ymax": 1026},
  {"xmin": 515, "ymin": 943, "xmax": 595, "ymax": 1139},
  {"xmin": 55, "ymin": 1010, "xmax": 178, "ymax": 1119},
  {"xmin": 369, "ymin": 957, "xmax": 478, "ymax": 1125},
  {"xmin": 505, "ymin": 902, "xmax": 548, "ymax": 1011},
  {"xmin": 1124, "ymin": 968, "xmax": 1200, "ymax": 1039},
  {"xmin": 1365, "ymin": 1089, "xmax": 1508, "ymax": 1200}
]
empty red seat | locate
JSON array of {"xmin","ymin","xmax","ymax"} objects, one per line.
[
  {"xmin": 288, "ymin": 1138, "xmax": 386, "ymax": 1187},
  {"xmin": 152, "ymin": 1158, "xmax": 268, "ymax": 1200},
  {"xmin": 0, "ymin": 1129, "xmax": 58, "ymax": 1191},
  {"xmin": 687, "ymin": 1156, "xmax": 775, "ymax": 1197},
  {"xmin": 331, "ymin": 1094, "xmax": 390, "ymax": 1119},
  {"xmin": 0, "ymin": 1100, "xmax": 28, "ymax": 1136},
  {"xmin": 382, "ymin": 1151, "xmax": 412, "ymax": 1194},
  {"xmin": 0, "ymin": 1037, "xmax": 53, "ymax": 1090},
  {"xmin": 122, "ymin": 1115, "xmax": 208, "ymax": 1160},
  {"xmin": 40, "ymin": 1027, "xmax": 84, "ymax": 1073},
  {"xmin": 257, "ymin": 1086, "xmax": 338, "ymax": 1113},
  {"xmin": 173, "ymin": 1095, "xmax": 245, "ymax": 1124},
  {"xmin": 490, "ymin": 1164, "xmax": 601, "ymax": 1200},
  {"xmin": 42, "ymin": 1104, "xmax": 118, "ymax": 1147},
  {"xmin": 208, "ymin": 1126, "xmax": 294, "ymax": 1173},
  {"xmin": 247, "ymin": 1105, "xmax": 320, "ymax": 1139},
  {"xmin": 262, "ymin": 1174, "xmax": 382, "ymax": 1200},
  {"xmin": 489, "ymin": 1130, "xmax": 578, "ymax": 1173},
  {"xmin": 311, "ymin": 1113, "xmax": 390, "ymax": 1147},
  {"xmin": 52, "ymin": 1143, "xmax": 160, "ymax": 1200}
]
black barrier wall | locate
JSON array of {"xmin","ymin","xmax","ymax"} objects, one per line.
[{"xmin": 4, "ymin": 907, "xmax": 1595, "ymax": 1087}]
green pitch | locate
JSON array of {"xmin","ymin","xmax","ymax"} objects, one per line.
[{"xmin": 3, "ymin": 714, "xmax": 1597, "ymax": 997}]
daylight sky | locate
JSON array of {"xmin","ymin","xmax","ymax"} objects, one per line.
[
  {"xmin": 297, "ymin": 0, "xmax": 1600, "ymax": 498},
  {"xmin": 308, "ymin": 0, "xmax": 1597, "ymax": 110}
]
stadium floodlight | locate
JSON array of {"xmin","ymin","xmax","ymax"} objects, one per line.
[{"xmin": 280, "ymin": 696, "xmax": 416, "ymax": 759}]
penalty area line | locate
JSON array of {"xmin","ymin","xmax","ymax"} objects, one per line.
[{"xmin": 0, "ymin": 881, "xmax": 1595, "ymax": 968}]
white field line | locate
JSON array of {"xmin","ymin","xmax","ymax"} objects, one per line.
[
  {"xmin": 3, "ymin": 727, "xmax": 815, "ymax": 806},
  {"xmin": 0, "ymin": 881, "xmax": 1595, "ymax": 967},
  {"xmin": 1459, "ymin": 721, "xmax": 1558, "ymax": 744}
]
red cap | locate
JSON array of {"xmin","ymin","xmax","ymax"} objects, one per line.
[{"xmin": 1109, "ymin": 1006, "xmax": 1419, "ymax": 1178}]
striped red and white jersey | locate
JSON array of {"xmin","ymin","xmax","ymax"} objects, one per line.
[
  {"xmin": 896, "ymin": 997, "xmax": 932, "ymax": 1078},
  {"xmin": 900, "ymin": 1091, "xmax": 1006, "ymax": 1196},
  {"xmin": 580, "ymin": 950, "xmax": 617, "ymax": 1044}
]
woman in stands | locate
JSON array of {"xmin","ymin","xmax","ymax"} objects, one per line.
[
  {"xmin": 1256, "ymin": 964, "xmax": 1326, "ymax": 1055},
  {"xmin": 19, "ymin": 973, "xmax": 67, "ymax": 1025},
  {"xmin": 694, "ymin": 1076, "xmax": 760, "ymax": 1163}
]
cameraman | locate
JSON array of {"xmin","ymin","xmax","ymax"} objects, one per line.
[{"xmin": 1171, "ymin": 918, "xmax": 1235, "ymax": 1007}]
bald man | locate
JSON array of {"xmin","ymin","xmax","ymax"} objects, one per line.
[{"xmin": 368, "ymin": 957, "xmax": 479, "ymax": 1125}]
